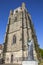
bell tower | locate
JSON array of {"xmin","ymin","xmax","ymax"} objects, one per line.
[{"xmin": 3, "ymin": 3, "xmax": 41, "ymax": 64}]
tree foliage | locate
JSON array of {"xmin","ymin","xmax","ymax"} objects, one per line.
[{"xmin": 39, "ymin": 48, "xmax": 43, "ymax": 59}]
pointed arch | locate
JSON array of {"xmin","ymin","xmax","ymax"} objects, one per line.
[{"xmin": 13, "ymin": 35, "xmax": 16, "ymax": 44}]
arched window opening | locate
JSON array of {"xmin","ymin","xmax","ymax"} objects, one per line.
[
  {"xmin": 11, "ymin": 55, "xmax": 13, "ymax": 63},
  {"xmin": 13, "ymin": 35, "xmax": 16, "ymax": 44},
  {"xmin": 14, "ymin": 16, "xmax": 17, "ymax": 22}
]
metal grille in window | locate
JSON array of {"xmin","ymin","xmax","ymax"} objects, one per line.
[{"xmin": 13, "ymin": 35, "xmax": 16, "ymax": 44}]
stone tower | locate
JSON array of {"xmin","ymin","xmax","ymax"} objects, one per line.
[{"xmin": 3, "ymin": 3, "xmax": 40, "ymax": 64}]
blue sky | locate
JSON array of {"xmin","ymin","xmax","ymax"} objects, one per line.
[{"xmin": 0, "ymin": 0, "xmax": 43, "ymax": 49}]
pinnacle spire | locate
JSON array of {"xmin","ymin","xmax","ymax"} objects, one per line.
[
  {"xmin": 10, "ymin": 10, "xmax": 13, "ymax": 15},
  {"xmin": 22, "ymin": 2, "xmax": 25, "ymax": 9}
]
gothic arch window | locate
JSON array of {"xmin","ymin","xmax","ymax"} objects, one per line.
[
  {"xmin": 11, "ymin": 55, "xmax": 13, "ymax": 63},
  {"xmin": 13, "ymin": 35, "xmax": 16, "ymax": 44}
]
